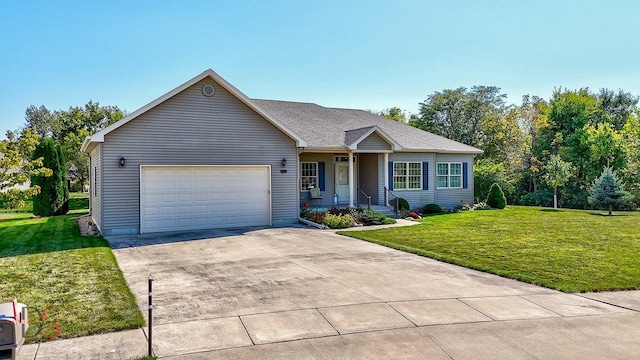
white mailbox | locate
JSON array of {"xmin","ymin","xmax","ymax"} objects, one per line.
[{"xmin": 0, "ymin": 301, "xmax": 28, "ymax": 360}]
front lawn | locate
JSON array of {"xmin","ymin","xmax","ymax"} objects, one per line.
[
  {"xmin": 339, "ymin": 206, "xmax": 640, "ymax": 293},
  {"xmin": 0, "ymin": 207, "xmax": 144, "ymax": 342}
]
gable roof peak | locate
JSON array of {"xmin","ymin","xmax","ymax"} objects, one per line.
[{"xmin": 81, "ymin": 69, "xmax": 307, "ymax": 153}]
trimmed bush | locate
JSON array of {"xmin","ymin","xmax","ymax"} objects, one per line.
[
  {"xmin": 323, "ymin": 213, "xmax": 355, "ymax": 229},
  {"xmin": 422, "ymin": 203, "xmax": 443, "ymax": 214},
  {"xmin": 32, "ymin": 138, "xmax": 68, "ymax": 216},
  {"xmin": 486, "ymin": 183, "xmax": 507, "ymax": 209},
  {"xmin": 362, "ymin": 209, "xmax": 396, "ymax": 226},
  {"xmin": 389, "ymin": 197, "xmax": 409, "ymax": 211}
]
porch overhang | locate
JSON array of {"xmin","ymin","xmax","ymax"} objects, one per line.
[{"xmin": 345, "ymin": 126, "xmax": 401, "ymax": 151}]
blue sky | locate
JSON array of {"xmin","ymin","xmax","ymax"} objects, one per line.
[{"xmin": 1, "ymin": 1, "xmax": 639, "ymax": 137}]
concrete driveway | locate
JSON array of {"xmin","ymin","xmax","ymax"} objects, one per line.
[{"xmin": 108, "ymin": 226, "xmax": 640, "ymax": 359}]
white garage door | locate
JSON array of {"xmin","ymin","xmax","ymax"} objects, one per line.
[{"xmin": 140, "ymin": 166, "xmax": 271, "ymax": 233}]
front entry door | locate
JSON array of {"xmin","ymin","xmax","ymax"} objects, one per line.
[{"xmin": 335, "ymin": 162, "xmax": 349, "ymax": 204}]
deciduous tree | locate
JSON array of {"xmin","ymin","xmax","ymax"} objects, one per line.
[
  {"xmin": 543, "ymin": 155, "xmax": 574, "ymax": 209},
  {"xmin": 379, "ymin": 107, "xmax": 407, "ymax": 123},
  {"xmin": 0, "ymin": 129, "xmax": 52, "ymax": 209}
]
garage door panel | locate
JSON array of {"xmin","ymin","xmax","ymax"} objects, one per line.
[
  {"xmin": 141, "ymin": 166, "xmax": 271, "ymax": 233},
  {"xmin": 193, "ymin": 205, "xmax": 208, "ymax": 214},
  {"xmin": 160, "ymin": 206, "xmax": 176, "ymax": 215},
  {"xmin": 161, "ymin": 194, "xmax": 176, "ymax": 202}
]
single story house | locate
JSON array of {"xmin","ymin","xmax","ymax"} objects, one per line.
[{"xmin": 81, "ymin": 69, "xmax": 482, "ymax": 235}]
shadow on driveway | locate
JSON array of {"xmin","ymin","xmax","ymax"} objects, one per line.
[{"xmin": 106, "ymin": 224, "xmax": 309, "ymax": 249}]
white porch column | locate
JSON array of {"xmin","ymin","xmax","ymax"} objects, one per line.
[
  {"xmin": 384, "ymin": 153, "xmax": 389, "ymax": 205},
  {"xmin": 348, "ymin": 152, "xmax": 354, "ymax": 207}
]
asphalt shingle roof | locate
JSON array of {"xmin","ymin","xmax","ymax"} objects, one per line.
[{"xmin": 252, "ymin": 99, "xmax": 481, "ymax": 153}]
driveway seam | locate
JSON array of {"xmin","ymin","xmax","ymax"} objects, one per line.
[
  {"xmin": 237, "ymin": 316, "xmax": 256, "ymax": 345},
  {"xmin": 519, "ymin": 295, "xmax": 564, "ymax": 317},
  {"xmin": 314, "ymin": 308, "xmax": 342, "ymax": 335},
  {"xmin": 574, "ymin": 294, "xmax": 640, "ymax": 313},
  {"xmin": 457, "ymin": 298, "xmax": 497, "ymax": 321}
]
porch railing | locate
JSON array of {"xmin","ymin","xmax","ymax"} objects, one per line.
[
  {"xmin": 357, "ymin": 187, "xmax": 371, "ymax": 209},
  {"xmin": 384, "ymin": 187, "xmax": 398, "ymax": 217}
]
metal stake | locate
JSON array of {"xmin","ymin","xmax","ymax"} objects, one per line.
[{"xmin": 148, "ymin": 275, "xmax": 154, "ymax": 357}]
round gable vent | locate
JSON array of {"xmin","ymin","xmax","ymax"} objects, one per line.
[{"xmin": 202, "ymin": 84, "xmax": 215, "ymax": 97}]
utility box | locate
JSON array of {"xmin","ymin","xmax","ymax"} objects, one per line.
[{"xmin": 0, "ymin": 301, "xmax": 28, "ymax": 360}]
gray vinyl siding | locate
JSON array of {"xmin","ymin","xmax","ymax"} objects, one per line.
[
  {"xmin": 358, "ymin": 154, "xmax": 378, "ymax": 204},
  {"xmin": 100, "ymin": 79, "xmax": 298, "ymax": 235},
  {"xmin": 89, "ymin": 144, "xmax": 102, "ymax": 231},
  {"xmin": 299, "ymin": 153, "xmax": 334, "ymax": 206},
  {"xmin": 387, "ymin": 153, "xmax": 435, "ymax": 211},
  {"xmin": 357, "ymin": 133, "xmax": 391, "ymax": 151},
  {"xmin": 434, "ymin": 153, "xmax": 475, "ymax": 208}
]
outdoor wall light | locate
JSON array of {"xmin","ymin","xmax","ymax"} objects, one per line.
[
  {"xmin": 281, "ymin": 158, "xmax": 287, "ymax": 167},
  {"xmin": 119, "ymin": 157, "xmax": 126, "ymax": 167}
]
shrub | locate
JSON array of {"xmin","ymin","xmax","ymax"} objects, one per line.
[
  {"xmin": 327, "ymin": 207, "xmax": 363, "ymax": 223},
  {"xmin": 323, "ymin": 213, "xmax": 355, "ymax": 229},
  {"xmin": 422, "ymin": 203, "xmax": 443, "ymax": 214},
  {"xmin": 398, "ymin": 208, "xmax": 410, "ymax": 218},
  {"xmin": 300, "ymin": 208, "xmax": 312, "ymax": 219},
  {"xmin": 300, "ymin": 209, "xmax": 327, "ymax": 224},
  {"xmin": 456, "ymin": 202, "xmax": 491, "ymax": 211},
  {"xmin": 362, "ymin": 209, "xmax": 396, "ymax": 226},
  {"xmin": 389, "ymin": 197, "xmax": 409, "ymax": 211},
  {"xmin": 308, "ymin": 211, "xmax": 326, "ymax": 224},
  {"xmin": 518, "ymin": 189, "xmax": 553, "ymax": 207},
  {"xmin": 486, "ymin": 183, "xmax": 507, "ymax": 209}
]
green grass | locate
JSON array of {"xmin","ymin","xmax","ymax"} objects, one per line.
[
  {"xmin": 0, "ymin": 200, "xmax": 144, "ymax": 342},
  {"xmin": 339, "ymin": 206, "xmax": 640, "ymax": 293}
]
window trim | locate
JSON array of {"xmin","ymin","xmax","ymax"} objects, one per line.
[
  {"xmin": 436, "ymin": 162, "xmax": 463, "ymax": 189},
  {"xmin": 392, "ymin": 161, "xmax": 423, "ymax": 191},
  {"xmin": 300, "ymin": 161, "xmax": 318, "ymax": 192}
]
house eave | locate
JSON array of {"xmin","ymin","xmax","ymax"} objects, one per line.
[
  {"xmin": 80, "ymin": 136, "xmax": 102, "ymax": 154},
  {"xmin": 396, "ymin": 148, "xmax": 484, "ymax": 154}
]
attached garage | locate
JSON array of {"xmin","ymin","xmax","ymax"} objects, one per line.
[{"xmin": 140, "ymin": 165, "xmax": 271, "ymax": 233}]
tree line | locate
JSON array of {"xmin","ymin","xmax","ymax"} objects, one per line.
[
  {"xmin": 2, "ymin": 87, "xmax": 638, "ymax": 212},
  {"xmin": 380, "ymin": 87, "xmax": 639, "ymax": 209},
  {"xmin": 1, "ymin": 102, "xmax": 124, "ymax": 210}
]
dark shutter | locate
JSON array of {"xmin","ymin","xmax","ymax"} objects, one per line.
[
  {"xmin": 462, "ymin": 162, "xmax": 468, "ymax": 189},
  {"xmin": 388, "ymin": 162, "xmax": 394, "ymax": 191},
  {"xmin": 318, "ymin": 162, "xmax": 325, "ymax": 191},
  {"xmin": 422, "ymin": 162, "xmax": 429, "ymax": 190}
]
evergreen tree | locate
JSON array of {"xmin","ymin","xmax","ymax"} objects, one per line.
[
  {"xmin": 588, "ymin": 166, "xmax": 633, "ymax": 215},
  {"xmin": 31, "ymin": 138, "xmax": 68, "ymax": 216},
  {"xmin": 486, "ymin": 183, "xmax": 507, "ymax": 209}
]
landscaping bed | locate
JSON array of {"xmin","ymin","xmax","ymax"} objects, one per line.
[
  {"xmin": 300, "ymin": 207, "xmax": 397, "ymax": 229},
  {"xmin": 339, "ymin": 206, "xmax": 640, "ymax": 293}
]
